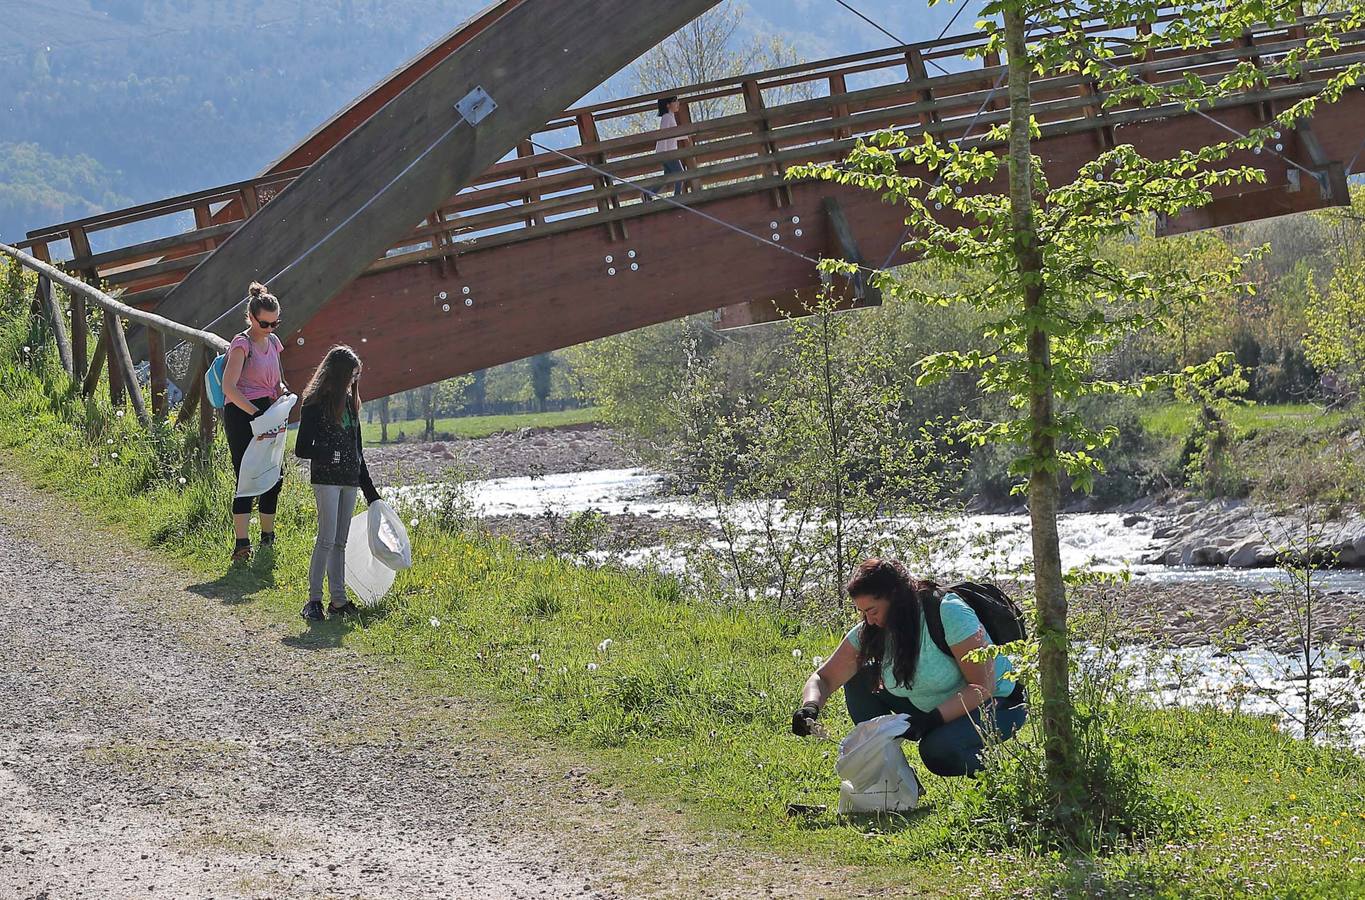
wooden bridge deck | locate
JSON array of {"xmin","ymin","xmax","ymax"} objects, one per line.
[{"xmin": 18, "ymin": 13, "xmax": 1365, "ymax": 400}]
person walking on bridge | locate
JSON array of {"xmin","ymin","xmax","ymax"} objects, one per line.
[
  {"xmin": 221, "ymin": 283, "xmax": 287, "ymax": 562},
  {"xmin": 654, "ymin": 96, "xmax": 688, "ymax": 198},
  {"xmin": 293, "ymin": 345, "xmax": 382, "ymax": 622}
]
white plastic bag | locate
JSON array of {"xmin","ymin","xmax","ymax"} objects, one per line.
[
  {"xmin": 835, "ymin": 713, "xmax": 922, "ymax": 814},
  {"xmin": 344, "ymin": 509, "xmax": 396, "ymax": 605},
  {"xmin": 367, "ymin": 500, "xmax": 412, "ymax": 571},
  {"xmin": 235, "ymin": 394, "xmax": 297, "ymax": 498}
]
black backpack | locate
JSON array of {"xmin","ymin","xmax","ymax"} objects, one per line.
[{"xmin": 923, "ymin": 581, "xmax": 1027, "ymax": 657}]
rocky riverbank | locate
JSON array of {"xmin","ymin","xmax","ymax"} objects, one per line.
[
  {"xmin": 366, "ymin": 424, "xmax": 639, "ymax": 482},
  {"xmin": 1132, "ymin": 497, "xmax": 1365, "ymax": 569}
]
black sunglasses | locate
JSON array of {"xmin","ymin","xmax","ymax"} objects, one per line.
[{"xmin": 254, "ymin": 315, "xmax": 282, "ymax": 329}]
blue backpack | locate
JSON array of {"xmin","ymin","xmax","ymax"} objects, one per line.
[{"xmin": 205, "ymin": 331, "xmax": 250, "ymax": 409}]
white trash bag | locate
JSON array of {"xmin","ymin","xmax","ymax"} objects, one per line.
[
  {"xmin": 344, "ymin": 508, "xmax": 396, "ymax": 605},
  {"xmin": 835, "ymin": 713, "xmax": 923, "ymax": 815},
  {"xmin": 235, "ymin": 394, "xmax": 297, "ymax": 498},
  {"xmin": 367, "ymin": 500, "xmax": 412, "ymax": 571}
]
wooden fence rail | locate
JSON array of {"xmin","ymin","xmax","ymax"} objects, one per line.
[{"xmin": 1, "ymin": 241, "xmax": 226, "ymax": 449}]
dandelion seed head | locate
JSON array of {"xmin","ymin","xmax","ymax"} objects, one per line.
[
  {"xmin": 115, "ymin": 409, "xmax": 124, "ymax": 418},
  {"xmin": 531, "ymin": 652, "xmax": 541, "ymax": 663},
  {"xmin": 597, "ymin": 638, "xmax": 613, "ymax": 653},
  {"xmin": 791, "ymin": 648, "xmax": 803, "ymax": 659},
  {"xmin": 429, "ymin": 617, "xmax": 440, "ymax": 628},
  {"xmin": 586, "ymin": 662, "xmax": 599, "ymax": 671}
]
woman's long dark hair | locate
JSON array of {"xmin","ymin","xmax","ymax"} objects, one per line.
[
  {"xmin": 845, "ymin": 558, "xmax": 938, "ymax": 688},
  {"xmin": 301, "ymin": 345, "xmax": 361, "ymax": 424}
]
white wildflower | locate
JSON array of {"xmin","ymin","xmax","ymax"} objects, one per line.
[
  {"xmin": 520, "ymin": 666, "xmax": 529, "ymax": 674},
  {"xmin": 597, "ymin": 638, "xmax": 613, "ymax": 653},
  {"xmin": 106, "ymin": 438, "xmax": 114, "ymax": 445},
  {"xmin": 177, "ymin": 477, "xmax": 187, "ymax": 485},
  {"xmin": 530, "ymin": 652, "xmax": 541, "ymax": 663},
  {"xmin": 115, "ymin": 409, "xmax": 124, "ymax": 418},
  {"xmin": 758, "ymin": 691, "xmax": 768, "ymax": 699},
  {"xmin": 792, "ymin": 648, "xmax": 803, "ymax": 659},
  {"xmin": 812, "ymin": 656, "xmax": 824, "ymax": 668},
  {"xmin": 586, "ymin": 662, "xmax": 599, "ymax": 672},
  {"xmin": 429, "ymin": 617, "xmax": 440, "ymax": 628},
  {"xmin": 110, "ymin": 452, "xmax": 118, "ymax": 460}
]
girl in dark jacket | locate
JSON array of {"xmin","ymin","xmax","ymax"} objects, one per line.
[{"xmin": 293, "ymin": 345, "xmax": 381, "ymax": 621}]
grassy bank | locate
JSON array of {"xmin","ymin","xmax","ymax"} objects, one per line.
[
  {"xmin": 3, "ymin": 287, "xmax": 1363, "ymax": 896},
  {"xmin": 361, "ymin": 407, "xmax": 602, "ymax": 445}
]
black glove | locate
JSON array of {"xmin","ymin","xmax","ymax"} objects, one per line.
[
  {"xmin": 900, "ymin": 708, "xmax": 944, "ymax": 742},
  {"xmin": 791, "ymin": 703, "xmax": 821, "ymax": 736}
]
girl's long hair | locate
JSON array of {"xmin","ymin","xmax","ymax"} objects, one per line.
[
  {"xmin": 845, "ymin": 558, "xmax": 938, "ymax": 689},
  {"xmin": 301, "ymin": 345, "xmax": 361, "ymax": 424}
]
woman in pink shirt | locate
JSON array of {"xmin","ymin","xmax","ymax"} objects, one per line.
[{"xmin": 220, "ymin": 282, "xmax": 286, "ymax": 561}]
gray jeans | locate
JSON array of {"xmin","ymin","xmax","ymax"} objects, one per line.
[{"xmin": 310, "ymin": 484, "xmax": 358, "ymax": 604}]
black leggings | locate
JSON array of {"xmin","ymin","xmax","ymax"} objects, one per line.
[{"xmin": 224, "ymin": 398, "xmax": 283, "ymax": 517}]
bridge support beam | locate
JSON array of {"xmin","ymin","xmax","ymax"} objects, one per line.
[{"xmin": 152, "ymin": 0, "xmax": 725, "ymax": 351}]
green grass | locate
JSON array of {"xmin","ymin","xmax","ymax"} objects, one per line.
[
  {"xmin": 361, "ymin": 407, "xmax": 602, "ymax": 445},
  {"xmin": 4, "ymin": 280, "xmax": 1364, "ymax": 896},
  {"xmin": 1138, "ymin": 402, "xmax": 1347, "ymax": 441}
]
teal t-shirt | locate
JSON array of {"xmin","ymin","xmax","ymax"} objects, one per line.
[{"xmin": 846, "ymin": 593, "xmax": 1016, "ymax": 712}]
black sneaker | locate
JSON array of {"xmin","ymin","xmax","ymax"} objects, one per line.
[
  {"xmin": 327, "ymin": 600, "xmax": 358, "ymax": 618},
  {"xmin": 300, "ymin": 600, "xmax": 325, "ymax": 622}
]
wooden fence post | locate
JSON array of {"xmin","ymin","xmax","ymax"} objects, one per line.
[
  {"xmin": 147, "ymin": 328, "xmax": 168, "ymax": 419},
  {"xmin": 82, "ymin": 329, "xmax": 108, "ymax": 399},
  {"xmin": 176, "ymin": 343, "xmax": 205, "ymax": 429},
  {"xmin": 197, "ymin": 348, "xmax": 216, "ymax": 461},
  {"xmin": 70, "ymin": 288, "xmax": 88, "ymax": 383},
  {"xmin": 103, "ymin": 309, "xmax": 126, "ymax": 408},
  {"xmin": 35, "ymin": 275, "xmax": 74, "ymax": 378},
  {"xmin": 108, "ymin": 313, "xmax": 150, "ymax": 426}
]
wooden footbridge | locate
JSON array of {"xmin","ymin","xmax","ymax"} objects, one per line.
[{"xmin": 10, "ymin": 2, "xmax": 1365, "ymax": 402}]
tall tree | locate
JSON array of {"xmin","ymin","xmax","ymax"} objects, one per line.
[{"xmin": 797, "ymin": 0, "xmax": 1365, "ymax": 827}]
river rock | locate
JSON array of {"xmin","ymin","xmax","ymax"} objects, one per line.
[
  {"xmin": 1187, "ymin": 544, "xmax": 1226, "ymax": 566},
  {"xmin": 1227, "ymin": 538, "xmax": 1276, "ymax": 568}
]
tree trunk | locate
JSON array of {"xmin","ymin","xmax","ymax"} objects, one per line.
[
  {"xmin": 380, "ymin": 395, "xmax": 390, "ymax": 443},
  {"xmin": 422, "ymin": 384, "xmax": 436, "ymax": 441},
  {"xmin": 1004, "ymin": 7, "xmax": 1078, "ymax": 815}
]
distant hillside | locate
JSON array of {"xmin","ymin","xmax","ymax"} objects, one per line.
[{"xmin": 2, "ymin": 0, "xmax": 985, "ymax": 241}]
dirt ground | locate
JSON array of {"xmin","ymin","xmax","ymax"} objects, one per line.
[{"xmin": 0, "ymin": 464, "xmax": 884, "ymax": 900}]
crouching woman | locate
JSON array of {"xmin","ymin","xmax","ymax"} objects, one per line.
[
  {"xmin": 791, "ymin": 558, "xmax": 1026, "ymax": 777},
  {"xmin": 293, "ymin": 345, "xmax": 381, "ymax": 622}
]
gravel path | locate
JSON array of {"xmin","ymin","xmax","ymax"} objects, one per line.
[{"xmin": 0, "ymin": 467, "xmax": 856, "ymax": 900}]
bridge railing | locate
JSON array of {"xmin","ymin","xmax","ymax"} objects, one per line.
[
  {"xmin": 1, "ymin": 241, "xmax": 226, "ymax": 446},
  {"xmin": 15, "ymin": 14, "xmax": 1360, "ymax": 308}
]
